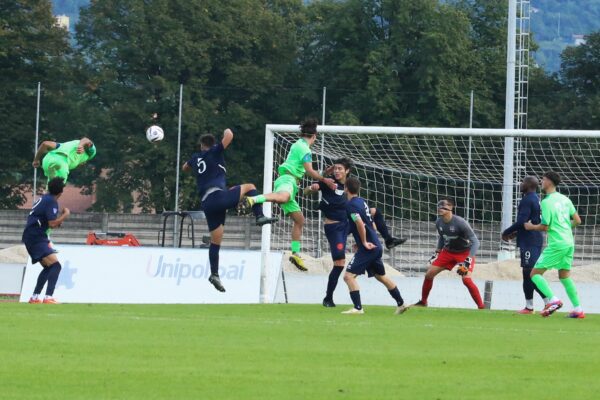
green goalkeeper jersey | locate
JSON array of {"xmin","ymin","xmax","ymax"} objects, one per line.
[
  {"xmin": 277, "ymin": 138, "xmax": 312, "ymax": 180},
  {"xmin": 541, "ymin": 191, "xmax": 577, "ymax": 248},
  {"xmin": 51, "ymin": 139, "xmax": 97, "ymax": 170}
]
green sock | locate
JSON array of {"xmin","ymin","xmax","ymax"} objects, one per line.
[
  {"xmin": 560, "ymin": 277, "xmax": 580, "ymax": 307},
  {"xmin": 531, "ymin": 274, "xmax": 554, "ymax": 299},
  {"xmin": 254, "ymin": 195, "xmax": 266, "ymax": 204},
  {"xmin": 291, "ymin": 240, "xmax": 301, "ymax": 254}
]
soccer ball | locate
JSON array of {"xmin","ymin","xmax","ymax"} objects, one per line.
[{"xmin": 146, "ymin": 125, "xmax": 164, "ymax": 143}]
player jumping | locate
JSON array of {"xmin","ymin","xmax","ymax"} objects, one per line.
[
  {"xmin": 23, "ymin": 178, "xmax": 70, "ymax": 304},
  {"xmin": 32, "ymin": 137, "xmax": 96, "ymax": 183},
  {"xmin": 244, "ymin": 118, "xmax": 336, "ymax": 271},
  {"xmin": 502, "ymin": 176, "xmax": 548, "ymax": 313},
  {"xmin": 413, "ymin": 198, "xmax": 484, "ymax": 309},
  {"xmin": 183, "ymin": 129, "xmax": 277, "ymax": 292},
  {"xmin": 340, "ymin": 177, "xmax": 407, "ymax": 315},
  {"xmin": 303, "ymin": 157, "xmax": 406, "ymax": 307},
  {"xmin": 524, "ymin": 171, "xmax": 584, "ymax": 318}
]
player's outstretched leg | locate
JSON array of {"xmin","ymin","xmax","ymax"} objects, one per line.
[
  {"xmin": 238, "ymin": 184, "xmax": 278, "ymax": 226},
  {"xmin": 370, "ymin": 208, "xmax": 407, "ymax": 250},
  {"xmin": 413, "ymin": 266, "xmax": 444, "ymax": 306},
  {"xmin": 341, "ymin": 272, "xmax": 364, "ymax": 314},
  {"xmin": 374, "ymin": 274, "xmax": 407, "ymax": 315}
]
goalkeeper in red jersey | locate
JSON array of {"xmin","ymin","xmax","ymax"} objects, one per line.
[{"xmin": 413, "ymin": 198, "xmax": 484, "ymax": 309}]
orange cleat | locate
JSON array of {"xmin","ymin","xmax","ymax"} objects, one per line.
[
  {"xmin": 42, "ymin": 297, "xmax": 60, "ymax": 304},
  {"xmin": 517, "ymin": 308, "xmax": 534, "ymax": 314},
  {"xmin": 567, "ymin": 311, "xmax": 585, "ymax": 319}
]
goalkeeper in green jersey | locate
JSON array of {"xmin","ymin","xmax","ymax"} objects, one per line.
[
  {"xmin": 244, "ymin": 118, "xmax": 336, "ymax": 271},
  {"xmin": 32, "ymin": 137, "xmax": 97, "ymax": 183},
  {"xmin": 524, "ymin": 171, "xmax": 584, "ymax": 318}
]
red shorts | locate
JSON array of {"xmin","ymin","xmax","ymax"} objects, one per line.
[{"xmin": 431, "ymin": 249, "xmax": 475, "ymax": 272}]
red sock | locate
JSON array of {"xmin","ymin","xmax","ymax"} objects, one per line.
[
  {"xmin": 421, "ymin": 278, "xmax": 434, "ymax": 303},
  {"xmin": 462, "ymin": 277, "xmax": 484, "ymax": 309}
]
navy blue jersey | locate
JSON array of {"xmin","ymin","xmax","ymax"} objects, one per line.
[
  {"xmin": 22, "ymin": 194, "xmax": 58, "ymax": 239},
  {"xmin": 503, "ymin": 192, "xmax": 544, "ymax": 248},
  {"xmin": 346, "ymin": 197, "xmax": 381, "ymax": 251},
  {"xmin": 318, "ymin": 180, "xmax": 347, "ymax": 221},
  {"xmin": 186, "ymin": 143, "xmax": 227, "ymax": 199}
]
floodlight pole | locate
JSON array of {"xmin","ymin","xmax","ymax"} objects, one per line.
[
  {"xmin": 465, "ymin": 90, "xmax": 474, "ymax": 223},
  {"xmin": 317, "ymin": 86, "xmax": 327, "ymax": 258},
  {"xmin": 173, "ymin": 84, "xmax": 183, "ymax": 247},
  {"xmin": 33, "ymin": 82, "xmax": 41, "ymax": 203}
]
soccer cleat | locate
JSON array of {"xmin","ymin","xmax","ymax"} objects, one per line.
[
  {"xmin": 540, "ymin": 300, "xmax": 563, "ymax": 317},
  {"xmin": 289, "ymin": 253, "xmax": 307, "ymax": 271},
  {"xmin": 243, "ymin": 196, "xmax": 256, "ymax": 209},
  {"xmin": 394, "ymin": 305, "xmax": 409, "ymax": 315},
  {"xmin": 28, "ymin": 297, "xmax": 42, "ymax": 304},
  {"xmin": 208, "ymin": 274, "xmax": 226, "ymax": 292},
  {"xmin": 517, "ymin": 308, "xmax": 534, "ymax": 315},
  {"xmin": 385, "ymin": 237, "xmax": 407, "ymax": 250},
  {"xmin": 322, "ymin": 297, "xmax": 336, "ymax": 308},
  {"xmin": 412, "ymin": 300, "xmax": 428, "ymax": 307},
  {"xmin": 567, "ymin": 310, "xmax": 585, "ymax": 319},
  {"xmin": 255, "ymin": 215, "xmax": 278, "ymax": 226},
  {"xmin": 341, "ymin": 308, "xmax": 364, "ymax": 315},
  {"xmin": 42, "ymin": 297, "xmax": 59, "ymax": 304}
]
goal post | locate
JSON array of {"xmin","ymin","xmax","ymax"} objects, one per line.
[{"xmin": 259, "ymin": 124, "xmax": 600, "ymax": 303}]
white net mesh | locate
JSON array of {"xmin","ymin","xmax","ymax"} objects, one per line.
[{"xmin": 266, "ymin": 126, "xmax": 600, "ymax": 276}]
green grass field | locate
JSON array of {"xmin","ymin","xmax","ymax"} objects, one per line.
[{"xmin": 1, "ymin": 304, "xmax": 599, "ymax": 399}]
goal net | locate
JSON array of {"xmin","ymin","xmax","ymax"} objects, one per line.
[{"xmin": 262, "ymin": 125, "xmax": 600, "ymax": 277}]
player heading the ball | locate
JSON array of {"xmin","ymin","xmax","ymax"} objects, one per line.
[{"xmin": 32, "ymin": 137, "xmax": 96, "ymax": 183}]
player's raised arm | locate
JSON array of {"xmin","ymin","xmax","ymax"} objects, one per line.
[
  {"xmin": 303, "ymin": 182, "xmax": 321, "ymax": 196},
  {"xmin": 303, "ymin": 161, "xmax": 336, "ymax": 190},
  {"xmin": 77, "ymin": 137, "xmax": 94, "ymax": 154},
  {"xmin": 221, "ymin": 128, "xmax": 233, "ymax": 149},
  {"xmin": 32, "ymin": 141, "xmax": 58, "ymax": 167}
]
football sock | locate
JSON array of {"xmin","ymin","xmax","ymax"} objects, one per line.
[
  {"xmin": 45, "ymin": 262, "xmax": 62, "ymax": 297},
  {"xmin": 372, "ymin": 209, "xmax": 391, "ymax": 240},
  {"xmin": 560, "ymin": 277, "xmax": 581, "ymax": 308},
  {"xmin": 531, "ymin": 274, "xmax": 554, "ymax": 299},
  {"xmin": 462, "ymin": 277, "xmax": 484, "ymax": 309},
  {"xmin": 33, "ymin": 266, "xmax": 51, "ymax": 295},
  {"xmin": 522, "ymin": 267, "xmax": 535, "ymax": 300},
  {"xmin": 388, "ymin": 286, "xmax": 404, "ymax": 306},
  {"xmin": 291, "ymin": 240, "xmax": 301, "ymax": 254},
  {"xmin": 349, "ymin": 290, "xmax": 362, "ymax": 310},
  {"xmin": 325, "ymin": 266, "xmax": 343, "ymax": 300},
  {"xmin": 209, "ymin": 243, "xmax": 220, "ymax": 275},
  {"xmin": 253, "ymin": 195, "xmax": 267, "ymax": 204},
  {"xmin": 421, "ymin": 277, "xmax": 434, "ymax": 303},
  {"xmin": 526, "ymin": 299, "xmax": 534, "ymax": 309},
  {"xmin": 247, "ymin": 189, "xmax": 263, "ymax": 217}
]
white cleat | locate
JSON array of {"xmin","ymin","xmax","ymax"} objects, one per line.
[
  {"xmin": 341, "ymin": 307, "xmax": 364, "ymax": 315},
  {"xmin": 394, "ymin": 305, "xmax": 409, "ymax": 315}
]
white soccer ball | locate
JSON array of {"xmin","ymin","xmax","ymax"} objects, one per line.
[{"xmin": 146, "ymin": 125, "xmax": 164, "ymax": 143}]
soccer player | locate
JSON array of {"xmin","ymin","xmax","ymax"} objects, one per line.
[
  {"xmin": 23, "ymin": 178, "xmax": 70, "ymax": 304},
  {"xmin": 32, "ymin": 137, "xmax": 96, "ymax": 183},
  {"xmin": 340, "ymin": 177, "xmax": 407, "ymax": 315},
  {"xmin": 244, "ymin": 118, "xmax": 337, "ymax": 271},
  {"xmin": 524, "ymin": 171, "xmax": 584, "ymax": 318},
  {"xmin": 413, "ymin": 198, "xmax": 484, "ymax": 309},
  {"xmin": 183, "ymin": 128, "xmax": 277, "ymax": 292},
  {"xmin": 303, "ymin": 157, "xmax": 406, "ymax": 307},
  {"xmin": 502, "ymin": 176, "xmax": 548, "ymax": 313}
]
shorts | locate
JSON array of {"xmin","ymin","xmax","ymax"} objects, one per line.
[
  {"xmin": 346, "ymin": 247, "xmax": 385, "ymax": 277},
  {"xmin": 23, "ymin": 236, "xmax": 56, "ymax": 264},
  {"xmin": 519, "ymin": 246, "xmax": 542, "ymax": 269},
  {"xmin": 273, "ymin": 174, "xmax": 300, "ymax": 215},
  {"xmin": 42, "ymin": 152, "xmax": 69, "ymax": 182},
  {"xmin": 534, "ymin": 245, "xmax": 574, "ymax": 270},
  {"xmin": 431, "ymin": 249, "xmax": 475, "ymax": 272},
  {"xmin": 324, "ymin": 221, "xmax": 349, "ymax": 261},
  {"xmin": 201, "ymin": 186, "xmax": 242, "ymax": 232}
]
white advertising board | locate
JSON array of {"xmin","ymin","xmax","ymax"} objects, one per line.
[{"xmin": 19, "ymin": 245, "xmax": 282, "ymax": 304}]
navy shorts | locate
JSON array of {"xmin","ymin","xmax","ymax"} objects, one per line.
[
  {"xmin": 324, "ymin": 221, "xmax": 349, "ymax": 261},
  {"xmin": 520, "ymin": 246, "xmax": 542, "ymax": 269},
  {"xmin": 201, "ymin": 186, "xmax": 242, "ymax": 232},
  {"xmin": 23, "ymin": 236, "xmax": 56, "ymax": 264},
  {"xmin": 346, "ymin": 247, "xmax": 385, "ymax": 277}
]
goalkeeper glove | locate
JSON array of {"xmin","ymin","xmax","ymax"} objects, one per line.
[
  {"xmin": 456, "ymin": 257, "xmax": 473, "ymax": 276},
  {"xmin": 429, "ymin": 250, "xmax": 440, "ymax": 264}
]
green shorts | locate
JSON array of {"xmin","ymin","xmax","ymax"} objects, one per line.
[
  {"xmin": 534, "ymin": 245, "xmax": 574, "ymax": 270},
  {"xmin": 273, "ymin": 174, "xmax": 300, "ymax": 215},
  {"xmin": 42, "ymin": 152, "xmax": 69, "ymax": 182}
]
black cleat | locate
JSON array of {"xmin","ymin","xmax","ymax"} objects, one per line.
[
  {"xmin": 322, "ymin": 297, "xmax": 336, "ymax": 307},
  {"xmin": 412, "ymin": 300, "xmax": 428, "ymax": 307},
  {"xmin": 208, "ymin": 274, "xmax": 226, "ymax": 292},
  {"xmin": 385, "ymin": 237, "xmax": 407, "ymax": 250},
  {"xmin": 256, "ymin": 215, "xmax": 279, "ymax": 226}
]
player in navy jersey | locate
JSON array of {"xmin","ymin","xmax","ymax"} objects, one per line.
[
  {"xmin": 22, "ymin": 178, "xmax": 71, "ymax": 304},
  {"xmin": 502, "ymin": 176, "xmax": 548, "ymax": 313},
  {"xmin": 183, "ymin": 129, "xmax": 277, "ymax": 292},
  {"xmin": 304, "ymin": 158, "xmax": 406, "ymax": 307},
  {"xmin": 339, "ymin": 177, "xmax": 407, "ymax": 314}
]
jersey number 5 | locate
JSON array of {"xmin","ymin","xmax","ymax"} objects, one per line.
[{"xmin": 196, "ymin": 158, "xmax": 207, "ymax": 174}]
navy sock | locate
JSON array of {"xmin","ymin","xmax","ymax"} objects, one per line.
[
  {"xmin": 247, "ymin": 189, "xmax": 263, "ymax": 217},
  {"xmin": 45, "ymin": 262, "xmax": 62, "ymax": 296},
  {"xmin": 209, "ymin": 243, "xmax": 220, "ymax": 275},
  {"xmin": 373, "ymin": 209, "xmax": 391, "ymax": 240},
  {"xmin": 34, "ymin": 267, "xmax": 51, "ymax": 295},
  {"xmin": 349, "ymin": 290, "xmax": 362, "ymax": 310},
  {"xmin": 388, "ymin": 286, "xmax": 404, "ymax": 306},
  {"xmin": 325, "ymin": 266, "xmax": 344, "ymax": 299},
  {"xmin": 523, "ymin": 267, "xmax": 545, "ymax": 300}
]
